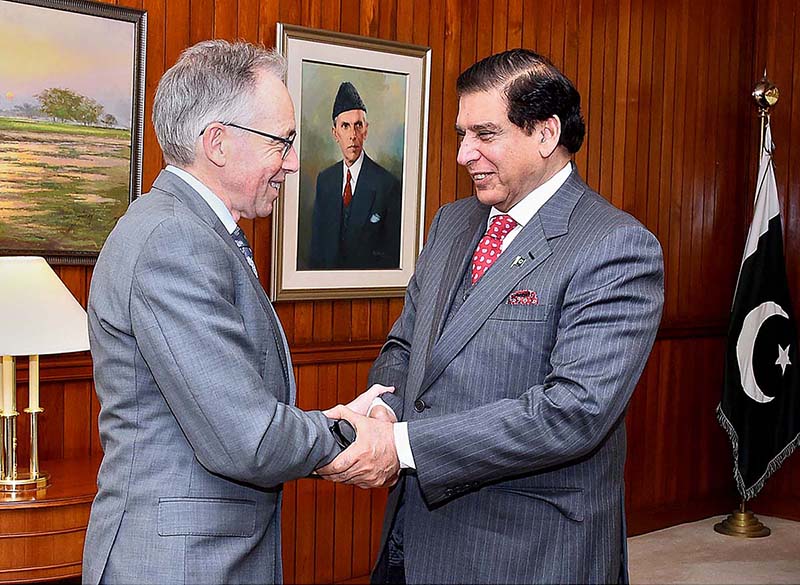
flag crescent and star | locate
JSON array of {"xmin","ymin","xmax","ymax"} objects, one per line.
[{"xmin": 736, "ymin": 301, "xmax": 789, "ymax": 404}]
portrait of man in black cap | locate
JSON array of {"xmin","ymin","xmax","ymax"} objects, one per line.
[{"xmin": 308, "ymin": 81, "xmax": 402, "ymax": 270}]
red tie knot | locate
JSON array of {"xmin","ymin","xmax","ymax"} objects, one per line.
[
  {"xmin": 488, "ymin": 214, "xmax": 517, "ymax": 240},
  {"xmin": 470, "ymin": 214, "xmax": 519, "ymax": 285}
]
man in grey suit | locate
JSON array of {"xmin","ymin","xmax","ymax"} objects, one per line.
[
  {"xmin": 83, "ymin": 40, "xmax": 388, "ymax": 584},
  {"xmin": 320, "ymin": 49, "xmax": 664, "ymax": 583}
]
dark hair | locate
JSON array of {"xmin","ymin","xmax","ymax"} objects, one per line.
[{"xmin": 456, "ymin": 49, "xmax": 585, "ymax": 153}]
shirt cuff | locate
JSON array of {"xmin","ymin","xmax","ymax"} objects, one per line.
[
  {"xmin": 393, "ymin": 422, "xmax": 416, "ymax": 469},
  {"xmin": 367, "ymin": 396, "xmax": 396, "ymax": 419}
]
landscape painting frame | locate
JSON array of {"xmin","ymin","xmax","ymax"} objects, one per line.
[
  {"xmin": 0, "ymin": 0, "xmax": 146, "ymax": 265},
  {"xmin": 272, "ymin": 24, "xmax": 431, "ymax": 301}
]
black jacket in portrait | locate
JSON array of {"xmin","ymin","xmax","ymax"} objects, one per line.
[{"xmin": 309, "ymin": 153, "xmax": 401, "ymax": 270}]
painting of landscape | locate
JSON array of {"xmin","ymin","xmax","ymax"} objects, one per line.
[{"xmin": 0, "ymin": 0, "xmax": 143, "ymax": 259}]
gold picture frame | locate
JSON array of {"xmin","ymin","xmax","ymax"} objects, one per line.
[
  {"xmin": 0, "ymin": 0, "xmax": 146, "ymax": 265},
  {"xmin": 272, "ymin": 24, "xmax": 430, "ymax": 301}
]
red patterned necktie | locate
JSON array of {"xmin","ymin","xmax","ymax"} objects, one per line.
[
  {"xmin": 343, "ymin": 169, "xmax": 353, "ymax": 207},
  {"xmin": 470, "ymin": 214, "xmax": 518, "ymax": 285}
]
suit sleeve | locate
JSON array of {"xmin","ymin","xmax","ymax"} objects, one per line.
[
  {"xmin": 130, "ymin": 218, "xmax": 339, "ymax": 488},
  {"xmin": 368, "ymin": 207, "xmax": 445, "ymax": 417},
  {"xmin": 408, "ymin": 224, "xmax": 664, "ymax": 505}
]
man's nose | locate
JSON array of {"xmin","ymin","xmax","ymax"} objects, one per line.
[
  {"xmin": 456, "ymin": 136, "xmax": 479, "ymax": 166},
  {"xmin": 283, "ymin": 144, "xmax": 299, "ymax": 173}
]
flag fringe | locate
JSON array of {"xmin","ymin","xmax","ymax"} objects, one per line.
[{"xmin": 717, "ymin": 404, "xmax": 800, "ymax": 501}]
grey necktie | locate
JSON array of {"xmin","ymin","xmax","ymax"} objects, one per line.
[{"xmin": 231, "ymin": 226, "xmax": 258, "ymax": 277}]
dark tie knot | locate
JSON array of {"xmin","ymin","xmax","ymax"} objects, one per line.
[
  {"xmin": 232, "ymin": 226, "xmax": 248, "ymax": 246},
  {"xmin": 231, "ymin": 226, "xmax": 258, "ymax": 277}
]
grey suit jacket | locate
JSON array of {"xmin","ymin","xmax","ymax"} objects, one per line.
[
  {"xmin": 83, "ymin": 170, "xmax": 339, "ymax": 584},
  {"xmin": 369, "ymin": 169, "xmax": 664, "ymax": 584}
]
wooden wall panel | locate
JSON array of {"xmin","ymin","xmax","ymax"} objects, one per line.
[
  {"xmin": 748, "ymin": 0, "xmax": 800, "ymax": 522},
  {"xmin": 9, "ymin": 0, "xmax": 796, "ymax": 581},
  {"xmin": 625, "ymin": 334, "xmax": 739, "ymax": 535}
]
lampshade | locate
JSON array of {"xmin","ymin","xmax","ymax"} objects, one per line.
[{"xmin": 0, "ymin": 257, "xmax": 89, "ymax": 356}]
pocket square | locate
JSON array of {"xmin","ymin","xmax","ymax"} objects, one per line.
[
  {"xmin": 508, "ymin": 289, "xmax": 538, "ymax": 305},
  {"xmin": 369, "ymin": 213, "xmax": 382, "ymax": 223}
]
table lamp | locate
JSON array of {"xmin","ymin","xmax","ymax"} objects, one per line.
[{"xmin": 0, "ymin": 257, "xmax": 90, "ymax": 492}]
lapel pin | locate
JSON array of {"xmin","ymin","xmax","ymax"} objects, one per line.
[{"xmin": 511, "ymin": 255, "xmax": 526, "ymax": 267}]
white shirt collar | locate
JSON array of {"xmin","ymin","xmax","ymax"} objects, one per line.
[
  {"xmin": 490, "ymin": 161, "xmax": 573, "ymax": 227},
  {"xmin": 165, "ymin": 165, "xmax": 238, "ymax": 234},
  {"xmin": 342, "ymin": 150, "xmax": 366, "ymax": 189}
]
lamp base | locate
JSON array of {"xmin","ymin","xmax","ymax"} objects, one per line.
[{"xmin": 0, "ymin": 470, "xmax": 49, "ymax": 492}]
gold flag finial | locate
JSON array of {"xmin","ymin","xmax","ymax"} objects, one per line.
[{"xmin": 753, "ymin": 72, "xmax": 779, "ymax": 112}]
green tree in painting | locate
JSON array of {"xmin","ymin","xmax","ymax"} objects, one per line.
[
  {"xmin": 101, "ymin": 113, "xmax": 118, "ymax": 127},
  {"xmin": 36, "ymin": 88, "xmax": 106, "ymax": 125},
  {"xmin": 76, "ymin": 97, "xmax": 103, "ymax": 125},
  {"xmin": 37, "ymin": 88, "xmax": 81, "ymax": 122}
]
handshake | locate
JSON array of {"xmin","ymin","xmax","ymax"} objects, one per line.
[{"xmin": 315, "ymin": 384, "xmax": 400, "ymax": 489}]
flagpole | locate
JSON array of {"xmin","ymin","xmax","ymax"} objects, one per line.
[{"xmin": 713, "ymin": 74, "xmax": 779, "ymax": 539}]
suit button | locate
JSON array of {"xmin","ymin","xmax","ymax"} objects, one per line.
[{"xmin": 414, "ymin": 399, "xmax": 427, "ymax": 413}]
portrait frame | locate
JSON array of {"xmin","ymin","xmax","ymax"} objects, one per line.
[
  {"xmin": 272, "ymin": 24, "xmax": 430, "ymax": 301},
  {"xmin": 0, "ymin": 0, "xmax": 146, "ymax": 265}
]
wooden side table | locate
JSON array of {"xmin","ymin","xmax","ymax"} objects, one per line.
[{"xmin": 0, "ymin": 457, "xmax": 101, "ymax": 583}]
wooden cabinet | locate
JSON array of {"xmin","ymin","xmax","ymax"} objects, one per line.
[{"xmin": 0, "ymin": 457, "xmax": 100, "ymax": 583}]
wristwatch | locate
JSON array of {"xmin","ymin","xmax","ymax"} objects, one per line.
[{"xmin": 330, "ymin": 419, "xmax": 357, "ymax": 450}]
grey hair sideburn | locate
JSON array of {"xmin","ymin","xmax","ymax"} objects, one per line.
[{"xmin": 152, "ymin": 39, "xmax": 286, "ymax": 166}]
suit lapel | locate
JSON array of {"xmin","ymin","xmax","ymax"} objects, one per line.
[
  {"xmin": 418, "ymin": 169, "xmax": 587, "ymax": 397},
  {"xmin": 419, "ymin": 216, "xmax": 552, "ymax": 395},
  {"xmin": 204, "ymin": 217, "xmax": 295, "ymax": 399},
  {"xmin": 430, "ymin": 204, "xmax": 488, "ymax": 343},
  {"xmin": 154, "ymin": 172, "xmax": 268, "ymax": 302},
  {"xmin": 327, "ymin": 161, "xmax": 344, "ymax": 223},
  {"xmin": 152, "ymin": 171, "xmax": 293, "ymax": 402}
]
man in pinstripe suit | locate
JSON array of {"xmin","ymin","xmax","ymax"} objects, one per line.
[{"xmin": 320, "ymin": 49, "xmax": 664, "ymax": 584}]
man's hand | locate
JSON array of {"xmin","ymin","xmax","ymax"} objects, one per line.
[
  {"xmin": 341, "ymin": 383, "xmax": 394, "ymax": 416},
  {"xmin": 367, "ymin": 403, "xmax": 396, "ymax": 422},
  {"xmin": 317, "ymin": 405, "xmax": 400, "ymax": 489}
]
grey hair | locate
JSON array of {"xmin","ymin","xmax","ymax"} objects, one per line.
[{"xmin": 152, "ymin": 39, "xmax": 287, "ymax": 166}]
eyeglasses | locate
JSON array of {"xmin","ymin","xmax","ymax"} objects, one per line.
[{"xmin": 201, "ymin": 122, "xmax": 296, "ymax": 160}]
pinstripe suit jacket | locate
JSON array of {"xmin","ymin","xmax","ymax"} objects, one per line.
[
  {"xmin": 83, "ymin": 171, "xmax": 339, "ymax": 584},
  {"xmin": 369, "ymin": 169, "xmax": 664, "ymax": 584}
]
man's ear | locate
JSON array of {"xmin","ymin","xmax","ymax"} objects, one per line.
[
  {"xmin": 537, "ymin": 115, "xmax": 561, "ymax": 158},
  {"xmin": 201, "ymin": 124, "xmax": 227, "ymax": 167}
]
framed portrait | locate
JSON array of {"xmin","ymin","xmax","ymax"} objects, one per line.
[
  {"xmin": 272, "ymin": 24, "xmax": 430, "ymax": 301},
  {"xmin": 0, "ymin": 0, "xmax": 146, "ymax": 265}
]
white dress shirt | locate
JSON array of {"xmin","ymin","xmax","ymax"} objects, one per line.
[
  {"xmin": 165, "ymin": 165, "xmax": 237, "ymax": 235},
  {"xmin": 341, "ymin": 151, "xmax": 365, "ymax": 196}
]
